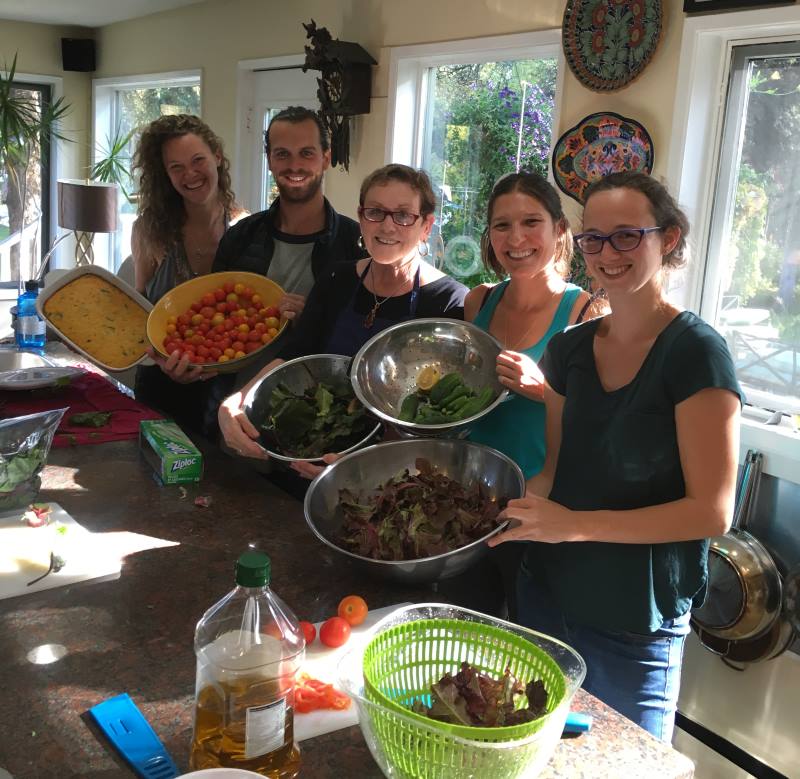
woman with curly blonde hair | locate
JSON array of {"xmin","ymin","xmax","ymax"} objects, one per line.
[
  {"xmin": 131, "ymin": 114, "xmax": 246, "ymax": 430},
  {"xmin": 132, "ymin": 113, "xmax": 245, "ymax": 300}
]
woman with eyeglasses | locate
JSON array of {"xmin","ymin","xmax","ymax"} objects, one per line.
[
  {"xmin": 488, "ymin": 172, "xmax": 743, "ymax": 741},
  {"xmin": 217, "ymin": 164, "xmax": 466, "ymax": 466}
]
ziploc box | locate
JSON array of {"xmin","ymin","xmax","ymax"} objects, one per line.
[{"xmin": 139, "ymin": 419, "xmax": 203, "ymax": 485}]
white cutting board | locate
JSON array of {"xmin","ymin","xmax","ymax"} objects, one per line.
[
  {"xmin": 294, "ymin": 603, "xmax": 411, "ymax": 742},
  {"xmin": 0, "ymin": 502, "xmax": 122, "ymax": 600}
]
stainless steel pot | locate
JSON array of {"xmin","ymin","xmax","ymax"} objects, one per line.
[
  {"xmin": 694, "ymin": 614, "xmax": 795, "ymax": 665},
  {"xmin": 692, "ymin": 451, "xmax": 783, "ymax": 645}
]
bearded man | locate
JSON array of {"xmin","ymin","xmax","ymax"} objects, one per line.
[{"xmin": 212, "ymin": 106, "xmax": 365, "ymax": 321}]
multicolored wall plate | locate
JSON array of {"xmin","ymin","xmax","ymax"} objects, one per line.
[
  {"xmin": 563, "ymin": 0, "xmax": 663, "ymax": 92},
  {"xmin": 552, "ymin": 112, "xmax": 654, "ymax": 203}
]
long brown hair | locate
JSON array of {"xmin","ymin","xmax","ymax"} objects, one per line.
[
  {"xmin": 133, "ymin": 114, "xmax": 236, "ymax": 252},
  {"xmin": 480, "ymin": 172, "xmax": 573, "ymax": 278}
]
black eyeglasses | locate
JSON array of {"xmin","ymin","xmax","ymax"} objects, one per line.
[
  {"xmin": 574, "ymin": 227, "xmax": 662, "ymax": 254},
  {"xmin": 359, "ymin": 207, "xmax": 421, "ymax": 227}
]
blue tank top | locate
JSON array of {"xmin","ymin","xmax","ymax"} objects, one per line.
[{"xmin": 467, "ymin": 280, "xmax": 583, "ymax": 478}]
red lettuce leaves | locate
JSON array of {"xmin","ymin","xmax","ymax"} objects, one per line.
[
  {"xmin": 412, "ymin": 662, "xmax": 548, "ymax": 727},
  {"xmin": 336, "ymin": 458, "xmax": 505, "ymax": 561}
]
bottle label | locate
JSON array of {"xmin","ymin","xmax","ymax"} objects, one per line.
[
  {"xmin": 245, "ymin": 695, "xmax": 287, "ymax": 759},
  {"xmin": 18, "ymin": 316, "xmax": 46, "ymax": 337}
]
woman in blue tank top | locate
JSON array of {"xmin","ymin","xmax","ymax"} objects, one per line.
[{"xmin": 439, "ymin": 173, "xmax": 594, "ymax": 619}]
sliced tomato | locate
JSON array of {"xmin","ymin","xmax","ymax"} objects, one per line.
[{"xmin": 294, "ymin": 673, "xmax": 351, "ymax": 714}]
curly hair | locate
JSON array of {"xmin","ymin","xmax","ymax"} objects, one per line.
[
  {"xmin": 133, "ymin": 114, "xmax": 235, "ymax": 253},
  {"xmin": 480, "ymin": 171, "xmax": 573, "ymax": 279}
]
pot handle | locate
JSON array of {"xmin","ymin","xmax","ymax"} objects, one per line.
[
  {"xmin": 695, "ymin": 625, "xmax": 730, "ymax": 656},
  {"xmin": 739, "ymin": 451, "xmax": 763, "ymax": 533}
]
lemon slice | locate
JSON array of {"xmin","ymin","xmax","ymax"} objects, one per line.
[{"xmin": 416, "ymin": 366, "xmax": 441, "ymax": 392}]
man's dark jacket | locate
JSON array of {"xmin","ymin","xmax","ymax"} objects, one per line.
[{"xmin": 212, "ymin": 196, "xmax": 364, "ymax": 277}]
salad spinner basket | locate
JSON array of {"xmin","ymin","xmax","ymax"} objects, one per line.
[{"xmin": 338, "ymin": 604, "xmax": 586, "ymax": 779}]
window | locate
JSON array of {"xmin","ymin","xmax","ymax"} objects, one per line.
[
  {"xmin": 705, "ymin": 41, "xmax": 800, "ymax": 415},
  {"xmin": 387, "ymin": 32, "xmax": 562, "ymax": 287},
  {"xmin": 670, "ymin": 5, "xmax": 800, "ymax": 482},
  {"xmin": 0, "ymin": 80, "xmax": 54, "ymax": 286},
  {"xmin": 93, "ymin": 70, "xmax": 201, "ymax": 271}
]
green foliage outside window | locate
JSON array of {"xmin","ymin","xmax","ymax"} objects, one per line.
[{"xmin": 423, "ymin": 59, "xmax": 561, "ymax": 289}]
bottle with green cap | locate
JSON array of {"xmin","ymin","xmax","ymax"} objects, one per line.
[{"xmin": 190, "ymin": 550, "xmax": 305, "ymax": 777}]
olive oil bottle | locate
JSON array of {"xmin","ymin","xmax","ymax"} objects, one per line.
[{"xmin": 190, "ymin": 551, "xmax": 304, "ymax": 777}]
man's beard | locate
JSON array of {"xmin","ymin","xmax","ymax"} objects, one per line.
[{"xmin": 275, "ymin": 170, "xmax": 324, "ymax": 204}]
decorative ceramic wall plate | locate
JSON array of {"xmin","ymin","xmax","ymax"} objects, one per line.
[
  {"xmin": 552, "ymin": 112, "xmax": 654, "ymax": 203},
  {"xmin": 562, "ymin": 0, "xmax": 663, "ymax": 92}
]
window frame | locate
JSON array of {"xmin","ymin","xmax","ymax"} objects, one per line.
[
  {"xmin": 1, "ymin": 71, "xmax": 64, "ymax": 293},
  {"xmin": 669, "ymin": 5, "xmax": 800, "ymax": 482},
  {"xmin": 90, "ymin": 69, "xmax": 202, "ymax": 272},
  {"xmin": 385, "ymin": 31, "xmax": 565, "ymax": 169}
]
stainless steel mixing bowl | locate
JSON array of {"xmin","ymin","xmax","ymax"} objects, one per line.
[
  {"xmin": 304, "ymin": 438, "xmax": 524, "ymax": 584},
  {"xmin": 242, "ymin": 353, "xmax": 383, "ymax": 463},
  {"xmin": 350, "ymin": 318, "xmax": 509, "ymax": 438}
]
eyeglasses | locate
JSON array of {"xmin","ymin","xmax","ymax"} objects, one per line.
[
  {"xmin": 359, "ymin": 207, "xmax": 421, "ymax": 227},
  {"xmin": 574, "ymin": 227, "xmax": 662, "ymax": 254}
]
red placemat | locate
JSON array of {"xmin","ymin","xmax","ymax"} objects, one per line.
[{"xmin": 0, "ymin": 366, "xmax": 162, "ymax": 446}]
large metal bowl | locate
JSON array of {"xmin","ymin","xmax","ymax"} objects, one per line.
[
  {"xmin": 242, "ymin": 354, "xmax": 383, "ymax": 463},
  {"xmin": 350, "ymin": 318, "xmax": 509, "ymax": 438},
  {"xmin": 304, "ymin": 438, "xmax": 524, "ymax": 584}
]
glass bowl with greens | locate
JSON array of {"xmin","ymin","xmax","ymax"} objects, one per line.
[{"xmin": 243, "ymin": 354, "xmax": 383, "ymax": 463}]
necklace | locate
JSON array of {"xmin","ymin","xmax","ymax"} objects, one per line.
[
  {"xmin": 363, "ymin": 260, "xmax": 414, "ymax": 328},
  {"xmin": 188, "ymin": 206, "xmax": 225, "ymax": 263},
  {"xmin": 501, "ymin": 287, "xmax": 563, "ymax": 351}
]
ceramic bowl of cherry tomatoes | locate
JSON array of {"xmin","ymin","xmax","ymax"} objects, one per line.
[{"xmin": 146, "ymin": 272, "xmax": 288, "ymax": 373}]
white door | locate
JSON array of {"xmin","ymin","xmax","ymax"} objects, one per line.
[{"xmin": 236, "ymin": 57, "xmax": 318, "ymax": 213}]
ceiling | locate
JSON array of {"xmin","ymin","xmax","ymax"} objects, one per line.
[{"xmin": 0, "ymin": 0, "xmax": 208, "ymax": 28}]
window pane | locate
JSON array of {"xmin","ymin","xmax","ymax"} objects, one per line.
[
  {"xmin": 0, "ymin": 83, "xmax": 50, "ymax": 285},
  {"xmin": 263, "ymin": 108, "xmax": 280, "ymax": 209},
  {"xmin": 420, "ymin": 59, "xmax": 556, "ymax": 287},
  {"xmin": 710, "ymin": 47, "xmax": 800, "ymax": 413},
  {"xmin": 111, "ymin": 84, "xmax": 201, "ymax": 269}
]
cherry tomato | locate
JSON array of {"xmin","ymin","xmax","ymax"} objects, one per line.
[
  {"xmin": 338, "ymin": 595, "xmax": 368, "ymax": 627},
  {"xmin": 319, "ymin": 616, "xmax": 351, "ymax": 648},
  {"xmin": 300, "ymin": 621, "xmax": 316, "ymax": 645}
]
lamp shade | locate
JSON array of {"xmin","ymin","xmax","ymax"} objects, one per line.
[{"xmin": 58, "ymin": 179, "xmax": 118, "ymax": 233}]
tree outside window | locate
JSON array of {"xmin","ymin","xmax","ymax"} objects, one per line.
[{"xmin": 421, "ymin": 59, "xmax": 557, "ymax": 288}]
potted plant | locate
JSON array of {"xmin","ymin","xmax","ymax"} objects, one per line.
[{"xmin": 0, "ymin": 53, "xmax": 70, "ymax": 282}]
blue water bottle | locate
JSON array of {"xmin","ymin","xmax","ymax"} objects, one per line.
[{"xmin": 15, "ymin": 280, "xmax": 46, "ymax": 352}]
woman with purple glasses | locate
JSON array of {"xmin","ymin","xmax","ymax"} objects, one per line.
[{"xmin": 489, "ymin": 172, "xmax": 743, "ymax": 741}]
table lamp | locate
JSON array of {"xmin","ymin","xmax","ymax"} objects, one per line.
[
  {"xmin": 35, "ymin": 180, "xmax": 119, "ymax": 281},
  {"xmin": 57, "ymin": 179, "xmax": 118, "ymax": 266}
]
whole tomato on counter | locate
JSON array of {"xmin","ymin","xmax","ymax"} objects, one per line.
[
  {"xmin": 299, "ymin": 620, "xmax": 316, "ymax": 645},
  {"xmin": 319, "ymin": 616, "xmax": 351, "ymax": 648},
  {"xmin": 338, "ymin": 595, "xmax": 368, "ymax": 627}
]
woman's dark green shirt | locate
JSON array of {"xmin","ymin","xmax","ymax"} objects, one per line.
[{"xmin": 530, "ymin": 311, "xmax": 743, "ymax": 634}]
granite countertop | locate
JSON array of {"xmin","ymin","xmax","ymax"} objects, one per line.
[{"xmin": 0, "ymin": 440, "xmax": 694, "ymax": 779}]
